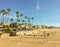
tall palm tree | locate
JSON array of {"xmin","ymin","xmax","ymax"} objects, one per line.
[
  {"xmin": 16, "ymin": 11, "xmax": 19, "ymax": 24},
  {"xmin": 22, "ymin": 20, "xmax": 25, "ymax": 24},
  {"xmin": 10, "ymin": 18, "xmax": 14, "ymax": 28},
  {"xmin": 28, "ymin": 17, "xmax": 30, "ymax": 24},
  {"xmin": 31, "ymin": 17, "xmax": 34, "ymax": 25},
  {"xmin": 17, "ymin": 19, "xmax": 20, "ymax": 24},
  {"xmin": 27, "ymin": 17, "xmax": 31, "ymax": 29},
  {"xmin": 20, "ymin": 14, "xmax": 23, "ymax": 23},
  {"xmin": 25, "ymin": 16, "xmax": 28, "ymax": 24},
  {"xmin": 10, "ymin": 18, "xmax": 13, "ymax": 23},
  {"xmin": 4, "ymin": 11, "xmax": 8, "ymax": 23},
  {"xmin": 1, "ymin": 9, "xmax": 6, "ymax": 23},
  {"xmin": 7, "ymin": 8, "xmax": 11, "ymax": 23},
  {"xmin": 0, "ymin": 10, "xmax": 2, "ymax": 14},
  {"xmin": 0, "ymin": 10, "xmax": 2, "ymax": 22}
]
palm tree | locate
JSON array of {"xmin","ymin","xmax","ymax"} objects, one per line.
[
  {"xmin": 25, "ymin": 16, "xmax": 28, "ymax": 24},
  {"xmin": 7, "ymin": 8, "xmax": 11, "ymax": 23},
  {"xmin": 4, "ymin": 11, "xmax": 8, "ymax": 23},
  {"xmin": 22, "ymin": 20, "xmax": 25, "ymax": 24},
  {"xmin": 31, "ymin": 17, "xmax": 34, "ymax": 25},
  {"xmin": 10, "ymin": 18, "xmax": 13, "ymax": 23},
  {"xmin": 1, "ymin": 9, "xmax": 6, "ymax": 23},
  {"xmin": 16, "ymin": 11, "xmax": 19, "ymax": 24},
  {"xmin": 27, "ymin": 17, "xmax": 31, "ymax": 29},
  {"xmin": 0, "ymin": 10, "xmax": 2, "ymax": 22},
  {"xmin": 20, "ymin": 14, "xmax": 23, "ymax": 23},
  {"xmin": 17, "ymin": 19, "xmax": 20, "ymax": 24},
  {"xmin": 10, "ymin": 18, "xmax": 14, "ymax": 28},
  {"xmin": 0, "ymin": 10, "xmax": 2, "ymax": 14},
  {"xmin": 28, "ymin": 17, "xmax": 30, "ymax": 24}
]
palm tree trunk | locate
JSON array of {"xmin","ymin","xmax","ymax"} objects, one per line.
[
  {"xmin": 8, "ymin": 14, "xmax": 9, "ymax": 23},
  {"xmin": 3, "ymin": 15, "xmax": 4, "ymax": 23},
  {"xmin": 5, "ymin": 16, "xmax": 6, "ymax": 23},
  {"xmin": 32, "ymin": 19, "xmax": 33, "ymax": 25},
  {"xmin": 17, "ymin": 17, "xmax": 18, "ymax": 24},
  {"xmin": 21, "ymin": 17, "xmax": 22, "ymax": 24},
  {"xmin": 25, "ymin": 18, "xmax": 26, "ymax": 23}
]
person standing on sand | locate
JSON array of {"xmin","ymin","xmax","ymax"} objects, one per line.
[
  {"xmin": 44, "ymin": 31, "xmax": 49, "ymax": 47},
  {"xmin": 32, "ymin": 32, "xmax": 35, "ymax": 37},
  {"xmin": 44, "ymin": 31, "xmax": 49, "ymax": 39}
]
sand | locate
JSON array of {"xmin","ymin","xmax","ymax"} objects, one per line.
[{"xmin": 0, "ymin": 29, "xmax": 60, "ymax": 47}]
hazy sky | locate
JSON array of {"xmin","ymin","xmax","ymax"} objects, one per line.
[{"xmin": 0, "ymin": 0, "xmax": 60, "ymax": 26}]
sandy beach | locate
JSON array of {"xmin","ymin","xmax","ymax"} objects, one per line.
[{"xmin": 0, "ymin": 29, "xmax": 60, "ymax": 47}]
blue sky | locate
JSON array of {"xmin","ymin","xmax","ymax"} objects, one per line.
[{"xmin": 0, "ymin": 0, "xmax": 60, "ymax": 26}]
